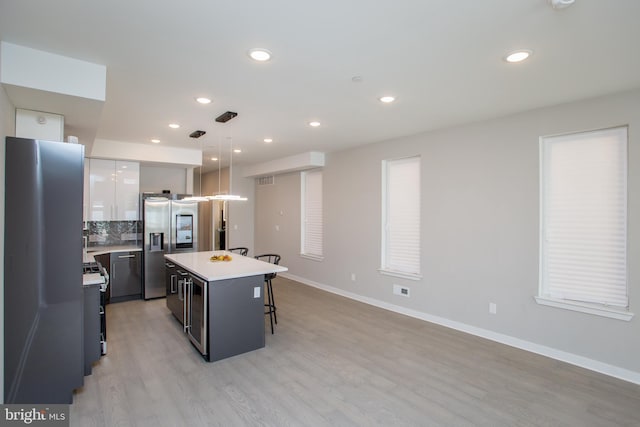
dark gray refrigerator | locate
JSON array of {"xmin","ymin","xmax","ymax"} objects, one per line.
[{"xmin": 4, "ymin": 137, "xmax": 84, "ymax": 403}]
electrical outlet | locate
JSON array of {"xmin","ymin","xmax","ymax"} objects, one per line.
[
  {"xmin": 351, "ymin": 273, "xmax": 356, "ymax": 281},
  {"xmin": 489, "ymin": 302, "xmax": 497, "ymax": 314},
  {"xmin": 275, "ymin": 225, "xmax": 280, "ymax": 231},
  {"xmin": 393, "ymin": 284, "xmax": 410, "ymax": 297},
  {"xmin": 253, "ymin": 287, "xmax": 261, "ymax": 298}
]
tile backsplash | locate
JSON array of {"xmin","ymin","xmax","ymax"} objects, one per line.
[{"xmin": 86, "ymin": 220, "xmax": 142, "ymax": 247}]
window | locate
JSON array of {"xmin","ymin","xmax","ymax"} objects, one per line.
[
  {"xmin": 381, "ymin": 156, "xmax": 421, "ymax": 279},
  {"xmin": 538, "ymin": 126, "xmax": 631, "ymax": 320},
  {"xmin": 301, "ymin": 169, "xmax": 323, "ymax": 260}
]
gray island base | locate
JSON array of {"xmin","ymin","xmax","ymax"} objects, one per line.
[{"xmin": 164, "ymin": 251, "xmax": 287, "ymax": 362}]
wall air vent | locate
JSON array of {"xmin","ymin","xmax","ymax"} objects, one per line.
[{"xmin": 256, "ymin": 175, "xmax": 275, "ymax": 186}]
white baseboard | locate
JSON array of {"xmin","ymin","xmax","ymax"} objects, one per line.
[{"xmin": 280, "ymin": 272, "xmax": 640, "ymax": 386}]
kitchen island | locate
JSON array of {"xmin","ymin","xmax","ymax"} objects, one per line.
[{"xmin": 164, "ymin": 251, "xmax": 287, "ymax": 361}]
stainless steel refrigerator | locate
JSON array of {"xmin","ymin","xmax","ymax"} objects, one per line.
[
  {"xmin": 141, "ymin": 194, "xmax": 206, "ymax": 299},
  {"xmin": 4, "ymin": 137, "xmax": 84, "ymax": 403}
]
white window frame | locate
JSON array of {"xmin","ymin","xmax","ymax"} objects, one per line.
[
  {"xmin": 380, "ymin": 156, "xmax": 422, "ymax": 280},
  {"xmin": 537, "ymin": 126, "xmax": 633, "ymax": 321},
  {"xmin": 300, "ymin": 169, "xmax": 324, "ymax": 261}
]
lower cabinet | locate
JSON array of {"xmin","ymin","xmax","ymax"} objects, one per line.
[{"xmin": 110, "ymin": 251, "xmax": 142, "ymax": 303}]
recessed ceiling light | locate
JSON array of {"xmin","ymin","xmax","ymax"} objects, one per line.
[
  {"xmin": 309, "ymin": 121, "xmax": 321, "ymax": 127},
  {"xmin": 151, "ymin": 139, "xmax": 160, "ymax": 143},
  {"xmin": 549, "ymin": 0, "xmax": 575, "ymax": 10},
  {"xmin": 210, "ymin": 157, "xmax": 218, "ymax": 161},
  {"xmin": 169, "ymin": 123, "xmax": 180, "ymax": 129},
  {"xmin": 233, "ymin": 149, "xmax": 242, "ymax": 153},
  {"xmin": 196, "ymin": 97, "xmax": 212, "ymax": 104},
  {"xmin": 264, "ymin": 138, "xmax": 273, "ymax": 143},
  {"xmin": 379, "ymin": 96, "xmax": 396, "ymax": 103},
  {"xmin": 248, "ymin": 48, "xmax": 272, "ymax": 62},
  {"xmin": 504, "ymin": 50, "xmax": 532, "ymax": 63}
]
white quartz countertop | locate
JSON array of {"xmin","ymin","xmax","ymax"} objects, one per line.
[
  {"xmin": 165, "ymin": 251, "xmax": 287, "ymax": 282},
  {"xmin": 83, "ymin": 245, "xmax": 142, "ymax": 263}
]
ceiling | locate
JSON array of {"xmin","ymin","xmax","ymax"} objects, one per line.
[{"xmin": 1, "ymin": 0, "xmax": 639, "ymax": 171}]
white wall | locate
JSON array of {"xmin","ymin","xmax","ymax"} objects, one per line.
[
  {"xmin": 139, "ymin": 164, "xmax": 188, "ymax": 194},
  {"xmin": 227, "ymin": 165, "xmax": 255, "ymax": 254},
  {"xmin": 254, "ymin": 89, "xmax": 640, "ymax": 383},
  {"xmin": 196, "ymin": 167, "xmax": 255, "ymax": 253},
  {"xmin": 90, "ymin": 139, "xmax": 201, "ymax": 166},
  {"xmin": 0, "ymin": 84, "xmax": 17, "ymax": 403},
  {"xmin": 0, "ymin": 41, "xmax": 106, "ymax": 101}
]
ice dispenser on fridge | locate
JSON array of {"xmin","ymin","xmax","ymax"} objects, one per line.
[{"xmin": 150, "ymin": 232, "xmax": 164, "ymax": 251}]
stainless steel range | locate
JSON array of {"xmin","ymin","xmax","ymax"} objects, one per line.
[{"xmin": 83, "ymin": 261, "xmax": 109, "ymax": 355}]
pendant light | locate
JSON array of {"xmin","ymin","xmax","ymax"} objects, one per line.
[
  {"xmin": 207, "ymin": 115, "xmax": 247, "ymax": 201},
  {"xmin": 183, "ymin": 136, "xmax": 210, "ymax": 202}
]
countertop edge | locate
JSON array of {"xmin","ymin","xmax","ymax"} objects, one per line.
[
  {"xmin": 84, "ymin": 246, "xmax": 142, "ymax": 263},
  {"xmin": 165, "ymin": 252, "xmax": 288, "ymax": 282}
]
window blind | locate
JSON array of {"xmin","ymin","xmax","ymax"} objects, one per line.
[
  {"xmin": 540, "ymin": 126, "xmax": 628, "ymax": 308},
  {"xmin": 383, "ymin": 156, "xmax": 421, "ymax": 276},
  {"xmin": 302, "ymin": 170, "xmax": 323, "ymax": 257}
]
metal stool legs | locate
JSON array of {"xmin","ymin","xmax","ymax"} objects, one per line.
[
  {"xmin": 256, "ymin": 254, "xmax": 281, "ymax": 334},
  {"xmin": 265, "ymin": 278, "xmax": 277, "ymax": 334}
]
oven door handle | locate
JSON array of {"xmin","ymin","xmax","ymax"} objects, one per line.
[{"xmin": 101, "ymin": 267, "xmax": 110, "ymax": 286}]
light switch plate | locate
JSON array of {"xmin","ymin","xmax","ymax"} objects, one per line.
[{"xmin": 253, "ymin": 287, "xmax": 261, "ymax": 298}]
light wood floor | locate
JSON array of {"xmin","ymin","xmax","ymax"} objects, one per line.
[{"xmin": 70, "ymin": 277, "xmax": 640, "ymax": 426}]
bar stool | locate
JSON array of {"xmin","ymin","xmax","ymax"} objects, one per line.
[
  {"xmin": 254, "ymin": 254, "xmax": 281, "ymax": 334},
  {"xmin": 228, "ymin": 247, "xmax": 248, "ymax": 256}
]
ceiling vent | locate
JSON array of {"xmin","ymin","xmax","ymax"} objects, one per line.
[
  {"xmin": 256, "ymin": 176, "xmax": 275, "ymax": 186},
  {"xmin": 215, "ymin": 111, "xmax": 238, "ymax": 123}
]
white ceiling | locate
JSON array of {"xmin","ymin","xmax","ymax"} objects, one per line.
[{"xmin": 1, "ymin": 0, "xmax": 639, "ymax": 171}]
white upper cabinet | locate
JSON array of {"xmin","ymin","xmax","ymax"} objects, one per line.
[
  {"xmin": 88, "ymin": 159, "xmax": 140, "ymax": 221},
  {"xmin": 115, "ymin": 161, "xmax": 140, "ymax": 220}
]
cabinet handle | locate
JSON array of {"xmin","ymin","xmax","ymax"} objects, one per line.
[
  {"xmin": 171, "ymin": 274, "xmax": 177, "ymax": 293},
  {"xmin": 165, "ymin": 262, "xmax": 175, "ymax": 268},
  {"xmin": 118, "ymin": 254, "xmax": 135, "ymax": 258},
  {"xmin": 183, "ymin": 279, "xmax": 189, "ymax": 332}
]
